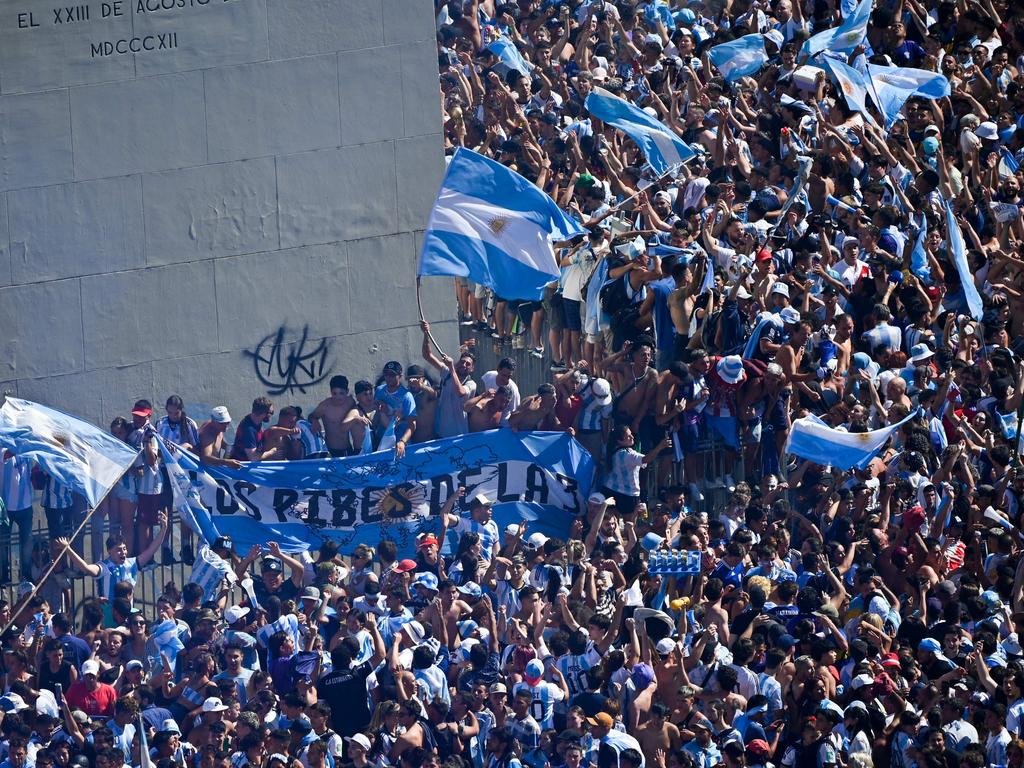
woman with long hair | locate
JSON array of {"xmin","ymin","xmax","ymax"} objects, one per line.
[
  {"xmin": 368, "ymin": 700, "xmax": 402, "ymax": 766},
  {"xmin": 602, "ymin": 424, "xmax": 672, "ymax": 517}
]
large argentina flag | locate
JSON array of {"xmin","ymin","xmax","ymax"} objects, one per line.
[
  {"xmin": 785, "ymin": 410, "xmax": 918, "ymax": 470},
  {"xmin": 419, "ymin": 148, "xmax": 587, "ymax": 301},
  {"xmin": 584, "ymin": 87, "xmax": 695, "ymax": 172},
  {"xmin": 0, "ymin": 398, "xmax": 138, "ymax": 507}
]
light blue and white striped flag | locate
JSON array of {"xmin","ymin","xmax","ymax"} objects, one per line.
[
  {"xmin": 0, "ymin": 398, "xmax": 138, "ymax": 508},
  {"xmin": 909, "ymin": 212, "xmax": 931, "ymax": 282},
  {"xmin": 784, "ymin": 409, "xmax": 918, "ymax": 470},
  {"xmin": 419, "ymin": 148, "xmax": 587, "ymax": 301},
  {"xmin": 999, "ymin": 147, "xmax": 1020, "ymax": 178},
  {"xmin": 802, "ymin": 0, "xmax": 871, "ymax": 58},
  {"xmin": 824, "ymin": 57, "xmax": 880, "ymax": 128},
  {"xmin": 707, "ymin": 33, "xmax": 769, "ymax": 82},
  {"xmin": 156, "ymin": 436, "xmax": 221, "ymax": 545},
  {"xmin": 584, "ymin": 87, "xmax": 695, "ymax": 173},
  {"xmin": 944, "ymin": 198, "xmax": 984, "ymax": 321},
  {"xmin": 866, "ymin": 64, "xmax": 950, "ymax": 126},
  {"xmin": 487, "ymin": 36, "xmax": 533, "ymax": 77}
]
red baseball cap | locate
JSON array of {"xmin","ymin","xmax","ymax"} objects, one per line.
[
  {"xmin": 418, "ymin": 536, "xmax": 439, "ymax": 549},
  {"xmin": 755, "ymin": 247, "xmax": 773, "ymax": 263},
  {"xmin": 395, "ymin": 559, "xmax": 418, "ymax": 573}
]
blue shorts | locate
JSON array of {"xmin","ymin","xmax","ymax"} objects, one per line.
[
  {"xmin": 704, "ymin": 414, "xmax": 741, "ymax": 451},
  {"xmin": 679, "ymin": 412, "xmax": 701, "ymax": 453},
  {"xmin": 561, "ymin": 298, "xmax": 582, "ymax": 332}
]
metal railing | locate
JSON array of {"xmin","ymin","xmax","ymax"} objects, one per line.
[
  {"xmin": 1, "ymin": 504, "xmax": 193, "ymax": 619},
  {"xmin": 457, "ymin": 326, "xmax": 751, "ymax": 514}
]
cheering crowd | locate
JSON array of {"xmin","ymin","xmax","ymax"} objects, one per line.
[{"xmin": 3, "ymin": 0, "xmax": 1024, "ymax": 767}]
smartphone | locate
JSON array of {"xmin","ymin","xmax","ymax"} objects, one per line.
[{"xmin": 54, "ymin": 683, "xmax": 63, "ymax": 706}]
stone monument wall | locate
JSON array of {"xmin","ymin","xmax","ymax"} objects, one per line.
[{"xmin": 0, "ymin": 0, "xmax": 452, "ymax": 426}]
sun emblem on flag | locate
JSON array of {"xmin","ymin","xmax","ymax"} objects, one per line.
[
  {"xmin": 841, "ymin": 81, "xmax": 854, "ymax": 97},
  {"xmin": 856, "ymin": 432, "xmax": 872, "ymax": 443},
  {"xmin": 488, "ymin": 216, "xmax": 510, "ymax": 236}
]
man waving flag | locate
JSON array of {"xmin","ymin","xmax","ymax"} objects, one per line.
[{"xmin": 419, "ymin": 147, "xmax": 587, "ymax": 301}]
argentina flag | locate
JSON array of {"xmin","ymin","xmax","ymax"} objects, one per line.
[
  {"xmin": 419, "ymin": 148, "xmax": 587, "ymax": 301},
  {"xmin": 824, "ymin": 57, "xmax": 880, "ymax": 128},
  {"xmin": 785, "ymin": 410, "xmax": 918, "ymax": 470},
  {"xmin": 0, "ymin": 398, "xmax": 139, "ymax": 508},
  {"xmin": 802, "ymin": 0, "xmax": 871, "ymax": 58},
  {"xmin": 487, "ymin": 36, "xmax": 533, "ymax": 77},
  {"xmin": 584, "ymin": 88, "xmax": 695, "ymax": 173},
  {"xmin": 707, "ymin": 34, "xmax": 769, "ymax": 82},
  {"xmin": 867, "ymin": 64, "xmax": 950, "ymax": 126},
  {"xmin": 944, "ymin": 199, "xmax": 984, "ymax": 321}
]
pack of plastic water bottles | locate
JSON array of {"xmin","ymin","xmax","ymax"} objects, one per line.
[{"xmin": 647, "ymin": 550, "xmax": 702, "ymax": 576}]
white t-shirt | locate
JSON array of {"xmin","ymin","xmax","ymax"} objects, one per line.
[{"xmin": 481, "ymin": 372, "xmax": 520, "ymax": 423}]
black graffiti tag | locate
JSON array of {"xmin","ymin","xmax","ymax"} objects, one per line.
[{"xmin": 245, "ymin": 325, "xmax": 333, "ymax": 395}]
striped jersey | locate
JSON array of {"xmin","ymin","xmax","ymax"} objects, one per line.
[
  {"xmin": 577, "ymin": 391, "xmax": 612, "ymax": 432},
  {"xmin": 190, "ymin": 544, "xmax": 236, "ymax": 602},
  {"xmin": 494, "ymin": 579, "xmax": 524, "ymax": 618},
  {"xmin": 155, "ymin": 415, "xmax": 200, "ymax": 448},
  {"xmin": 137, "ymin": 436, "xmax": 164, "ymax": 496},
  {"xmin": 1, "ymin": 455, "xmax": 34, "ymax": 511},
  {"xmin": 554, "ymin": 647, "xmax": 601, "ymax": 703},
  {"xmin": 604, "ymin": 449, "xmax": 645, "ymax": 496},
  {"xmin": 96, "ymin": 557, "xmax": 140, "ymax": 602},
  {"xmin": 863, "ymin": 321, "xmax": 902, "ymax": 353},
  {"xmin": 413, "ymin": 664, "xmax": 450, "ymax": 706},
  {"xmin": 255, "ymin": 614, "xmax": 302, "ymax": 661},
  {"xmin": 42, "ymin": 475, "xmax": 74, "ymax": 509},
  {"xmin": 351, "ymin": 628, "xmax": 374, "ymax": 665},
  {"xmin": 454, "ymin": 516, "xmax": 500, "ymax": 561},
  {"xmin": 294, "ymin": 420, "xmax": 328, "ymax": 459},
  {"xmin": 512, "ymin": 680, "xmax": 564, "ymax": 729}
]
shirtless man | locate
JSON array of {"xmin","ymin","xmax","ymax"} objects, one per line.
[
  {"xmin": 508, "ymin": 384, "xmax": 561, "ymax": 431},
  {"xmin": 259, "ymin": 410, "xmax": 302, "ymax": 460},
  {"xmin": 832, "ymin": 313, "xmax": 854, "ymax": 375},
  {"xmin": 338, "ymin": 381, "xmax": 380, "ymax": 456},
  {"xmin": 198, "ymin": 407, "xmax": 242, "ymax": 469},
  {"xmin": 635, "ymin": 703, "xmax": 681, "ymax": 756},
  {"xmin": 667, "ymin": 259, "xmax": 705, "ymax": 361},
  {"xmin": 464, "ymin": 386, "xmax": 513, "ymax": 432},
  {"xmin": 404, "ymin": 365, "xmax": 437, "ymax": 443},
  {"xmin": 604, "ymin": 339, "xmax": 659, "ymax": 447},
  {"xmin": 309, "ymin": 376, "xmax": 355, "ymax": 458},
  {"xmin": 775, "ymin": 320, "xmax": 818, "ymax": 403}
]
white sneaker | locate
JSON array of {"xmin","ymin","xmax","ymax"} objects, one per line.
[
  {"xmin": 688, "ymin": 482, "xmax": 704, "ymax": 503},
  {"xmin": 724, "ymin": 474, "xmax": 736, "ymax": 492}
]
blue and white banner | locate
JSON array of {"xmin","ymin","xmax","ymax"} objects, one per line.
[
  {"xmin": 0, "ymin": 398, "xmax": 139, "ymax": 508},
  {"xmin": 784, "ymin": 410, "xmax": 918, "ymax": 470},
  {"xmin": 707, "ymin": 34, "xmax": 769, "ymax": 82},
  {"xmin": 174, "ymin": 430, "xmax": 592, "ymax": 556},
  {"xmin": 419, "ymin": 148, "xmax": 588, "ymax": 301},
  {"xmin": 584, "ymin": 87, "xmax": 695, "ymax": 173}
]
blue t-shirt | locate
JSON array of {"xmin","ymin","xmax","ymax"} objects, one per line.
[
  {"xmin": 230, "ymin": 415, "xmax": 263, "ymax": 459},
  {"xmin": 374, "ymin": 384, "xmax": 417, "ymax": 420}
]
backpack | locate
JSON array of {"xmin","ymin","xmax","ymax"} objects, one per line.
[{"xmin": 599, "ymin": 275, "xmax": 631, "ymax": 317}]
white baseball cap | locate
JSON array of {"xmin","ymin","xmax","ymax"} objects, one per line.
[
  {"xmin": 81, "ymin": 660, "xmax": 100, "ymax": 677},
  {"xmin": 345, "ymin": 734, "xmax": 372, "ymax": 751},
  {"xmin": 224, "ymin": 605, "xmax": 250, "ymax": 625},
  {"xmin": 202, "ymin": 697, "xmax": 228, "ymax": 713}
]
